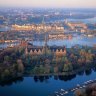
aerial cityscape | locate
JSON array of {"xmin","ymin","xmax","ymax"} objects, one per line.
[{"xmin": 0, "ymin": 0, "xmax": 96, "ymax": 96}]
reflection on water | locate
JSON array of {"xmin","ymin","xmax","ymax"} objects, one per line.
[
  {"xmin": 0, "ymin": 77, "xmax": 24, "ymax": 87},
  {"xmin": 33, "ymin": 74, "xmax": 76, "ymax": 83},
  {"xmin": 0, "ymin": 69, "xmax": 96, "ymax": 96},
  {"xmin": 0, "ymin": 68, "xmax": 93, "ymax": 86}
]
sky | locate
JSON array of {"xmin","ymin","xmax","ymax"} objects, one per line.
[{"xmin": 0, "ymin": 0, "xmax": 96, "ymax": 8}]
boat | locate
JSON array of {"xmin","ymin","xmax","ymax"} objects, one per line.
[
  {"xmin": 77, "ymin": 84, "xmax": 80, "ymax": 87},
  {"xmin": 60, "ymin": 89, "xmax": 65, "ymax": 91},
  {"xmin": 64, "ymin": 91, "xmax": 68, "ymax": 94}
]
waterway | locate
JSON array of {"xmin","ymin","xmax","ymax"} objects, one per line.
[
  {"xmin": 32, "ymin": 36, "xmax": 96, "ymax": 48},
  {"xmin": 0, "ymin": 36, "xmax": 96, "ymax": 49},
  {"xmin": 0, "ymin": 70, "xmax": 96, "ymax": 96},
  {"xmin": 53, "ymin": 17, "xmax": 96, "ymax": 24}
]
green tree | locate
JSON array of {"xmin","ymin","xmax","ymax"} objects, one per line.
[
  {"xmin": 4, "ymin": 55, "xmax": 10, "ymax": 61},
  {"xmin": 63, "ymin": 63, "xmax": 73, "ymax": 72},
  {"xmin": 17, "ymin": 59, "xmax": 24, "ymax": 73}
]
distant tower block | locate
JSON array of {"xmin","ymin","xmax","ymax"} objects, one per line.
[{"xmin": 42, "ymin": 16, "xmax": 46, "ymax": 32}]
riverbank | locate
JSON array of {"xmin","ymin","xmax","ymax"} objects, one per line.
[
  {"xmin": 74, "ymin": 83, "xmax": 96, "ymax": 96},
  {"xmin": 0, "ymin": 45, "xmax": 96, "ymax": 81}
]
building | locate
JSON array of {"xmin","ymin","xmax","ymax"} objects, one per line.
[{"xmin": 67, "ymin": 22, "xmax": 87, "ymax": 31}]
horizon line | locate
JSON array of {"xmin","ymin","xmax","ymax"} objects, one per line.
[{"xmin": 0, "ymin": 6, "xmax": 96, "ymax": 9}]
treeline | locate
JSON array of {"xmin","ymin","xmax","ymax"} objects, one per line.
[
  {"xmin": 0, "ymin": 47, "xmax": 25, "ymax": 83},
  {"xmin": 23, "ymin": 46, "xmax": 96, "ymax": 75},
  {"xmin": 0, "ymin": 45, "xmax": 96, "ymax": 83}
]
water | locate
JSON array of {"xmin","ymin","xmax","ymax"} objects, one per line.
[
  {"xmin": 0, "ymin": 42, "xmax": 19, "ymax": 49},
  {"xmin": 0, "ymin": 70, "xmax": 96, "ymax": 96},
  {"xmin": 0, "ymin": 26, "xmax": 11, "ymax": 32},
  {"xmin": 0, "ymin": 16, "xmax": 96, "ymax": 96},
  {"xmin": 0, "ymin": 37, "xmax": 95, "ymax": 96},
  {"xmin": 55, "ymin": 17, "xmax": 96, "ymax": 24},
  {"xmin": 0, "ymin": 36, "xmax": 96, "ymax": 49},
  {"xmin": 32, "ymin": 36, "xmax": 96, "ymax": 48},
  {"xmin": 46, "ymin": 16, "xmax": 96, "ymax": 24}
]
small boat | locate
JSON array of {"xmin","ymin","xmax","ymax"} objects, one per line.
[
  {"xmin": 77, "ymin": 84, "xmax": 80, "ymax": 87},
  {"xmin": 64, "ymin": 91, "xmax": 68, "ymax": 94},
  {"xmin": 79, "ymin": 86, "xmax": 83, "ymax": 89},
  {"xmin": 60, "ymin": 93, "xmax": 64, "ymax": 95},
  {"xmin": 71, "ymin": 88, "xmax": 76, "ymax": 91},
  {"xmin": 83, "ymin": 85, "xmax": 86, "ymax": 88},
  {"xmin": 75, "ymin": 87, "xmax": 78, "ymax": 90},
  {"xmin": 60, "ymin": 89, "xmax": 65, "ymax": 91}
]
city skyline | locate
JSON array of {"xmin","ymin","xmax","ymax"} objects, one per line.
[{"xmin": 0, "ymin": 0, "xmax": 96, "ymax": 8}]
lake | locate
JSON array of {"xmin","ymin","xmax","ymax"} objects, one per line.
[{"xmin": 0, "ymin": 70, "xmax": 96, "ymax": 96}]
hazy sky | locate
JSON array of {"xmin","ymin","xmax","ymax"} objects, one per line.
[{"xmin": 0, "ymin": 0, "xmax": 96, "ymax": 8}]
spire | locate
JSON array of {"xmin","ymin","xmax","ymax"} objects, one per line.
[
  {"xmin": 43, "ymin": 34, "xmax": 47, "ymax": 56},
  {"xmin": 45, "ymin": 34, "xmax": 47, "ymax": 47}
]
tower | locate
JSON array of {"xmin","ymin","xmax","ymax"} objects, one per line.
[
  {"xmin": 42, "ymin": 17, "xmax": 48, "ymax": 56},
  {"xmin": 43, "ymin": 34, "xmax": 48, "ymax": 56}
]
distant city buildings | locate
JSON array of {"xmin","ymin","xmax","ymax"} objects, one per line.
[
  {"xmin": 12, "ymin": 24, "xmax": 64, "ymax": 32},
  {"xmin": 0, "ymin": 8, "xmax": 95, "ymax": 50},
  {"xmin": 67, "ymin": 22, "xmax": 87, "ymax": 32}
]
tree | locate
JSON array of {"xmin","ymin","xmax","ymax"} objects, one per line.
[
  {"xmin": 54, "ymin": 66, "xmax": 58, "ymax": 73},
  {"xmin": 63, "ymin": 63, "xmax": 73, "ymax": 72},
  {"xmin": 61, "ymin": 56, "xmax": 68, "ymax": 63},
  {"xmin": 3, "ymin": 69, "xmax": 10, "ymax": 77},
  {"xmin": 39, "ymin": 65, "xmax": 45, "ymax": 74},
  {"xmin": 4, "ymin": 55, "xmax": 10, "ymax": 62},
  {"xmin": 17, "ymin": 59, "xmax": 24, "ymax": 73},
  {"xmin": 75, "ymin": 89, "xmax": 84, "ymax": 96}
]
